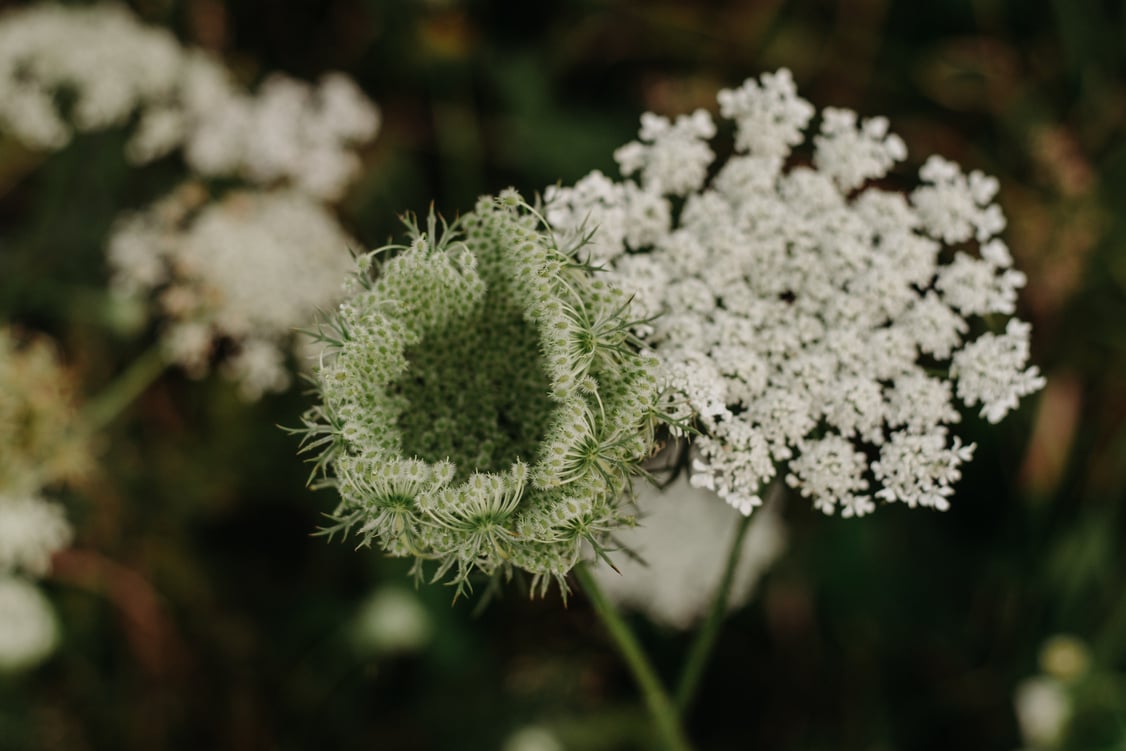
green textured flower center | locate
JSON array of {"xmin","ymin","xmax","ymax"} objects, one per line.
[{"xmin": 392, "ymin": 262, "xmax": 554, "ymax": 481}]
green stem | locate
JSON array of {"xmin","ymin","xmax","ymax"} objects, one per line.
[
  {"xmin": 573, "ymin": 563, "xmax": 693, "ymax": 751},
  {"xmin": 82, "ymin": 344, "xmax": 168, "ymax": 431},
  {"xmin": 675, "ymin": 479, "xmax": 786, "ymax": 715}
]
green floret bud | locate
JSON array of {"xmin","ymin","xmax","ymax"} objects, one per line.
[{"xmin": 299, "ymin": 192, "xmax": 664, "ymax": 597}]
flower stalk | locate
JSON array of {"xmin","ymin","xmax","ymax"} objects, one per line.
[
  {"xmin": 675, "ymin": 478, "xmax": 785, "ymax": 715},
  {"xmin": 574, "ymin": 562, "xmax": 692, "ymax": 751},
  {"xmin": 82, "ymin": 343, "xmax": 168, "ymax": 432}
]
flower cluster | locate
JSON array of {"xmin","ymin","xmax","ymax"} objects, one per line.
[
  {"xmin": 546, "ymin": 69, "xmax": 1044, "ymax": 517},
  {"xmin": 0, "ymin": 3, "xmax": 380, "ymax": 200},
  {"xmin": 107, "ymin": 185, "xmax": 358, "ymax": 399},
  {"xmin": 0, "ymin": 328, "xmax": 82, "ymax": 671},
  {"xmin": 300, "ymin": 192, "xmax": 664, "ymax": 595},
  {"xmin": 15, "ymin": 2, "xmax": 386, "ymax": 399},
  {"xmin": 593, "ymin": 476, "xmax": 786, "ymax": 629}
]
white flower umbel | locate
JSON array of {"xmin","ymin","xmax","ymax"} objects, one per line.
[
  {"xmin": 0, "ymin": 3, "xmax": 181, "ymax": 150},
  {"xmin": 594, "ymin": 476, "xmax": 786, "ymax": 630},
  {"xmin": 299, "ymin": 192, "xmax": 665, "ymax": 596},
  {"xmin": 107, "ymin": 185, "xmax": 357, "ymax": 399},
  {"xmin": 546, "ymin": 69, "xmax": 1044, "ymax": 518},
  {"xmin": 0, "ymin": 493, "xmax": 72, "ymax": 576},
  {"xmin": 0, "ymin": 576, "xmax": 60, "ymax": 672},
  {"xmin": 0, "ymin": 3, "xmax": 379, "ymax": 200}
]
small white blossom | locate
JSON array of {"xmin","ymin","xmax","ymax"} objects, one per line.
[
  {"xmin": 885, "ymin": 370, "xmax": 961, "ymax": 434},
  {"xmin": 936, "ymin": 252, "xmax": 1026, "ymax": 316},
  {"xmin": 814, "ymin": 108, "xmax": 907, "ymax": 191},
  {"xmin": 787, "ymin": 436, "xmax": 872, "ymax": 517},
  {"xmin": 872, "ymin": 429, "xmax": 975, "ymax": 510},
  {"xmin": 912, "ymin": 155, "xmax": 1006, "ymax": 243},
  {"xmin": 0, "ymin": 494, "xmax": 72, "ymax": 576},
  {"xmin": 716, "ymin": 68, "xmax": 815, "ymax": 157},
  {"xmin": 614, "ymin": 110, "xmax": 716, "ymax": 195},
  {"xmin": 547, "ymin": 70, "xmax": 1042, "ymax": 517},
  {"xmin": 952, "ymin": 319, "xmax": 1046, "ymax": 424},
  {"xmin": 690, "ymin": 419, "xmax": 775, "ymax": 515}
]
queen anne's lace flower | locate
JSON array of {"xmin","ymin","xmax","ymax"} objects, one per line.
[
  {"xmin": 107, "ymin": 185, "xmax": 357, "ymax": 399},
  {"xmin": 546, "ymin": 69, "xmax": 1044, "ymax": 517},
  {"xmin": 299, "ymin": 192, "xmax": 664, "ymax": 595},
  {"xmin": 594, "ymin": 476, "xmax": 786, "ymax": 629},
  {"xmin": 0, "ymin": 3, "xmax": 379, "ymax": 200}
]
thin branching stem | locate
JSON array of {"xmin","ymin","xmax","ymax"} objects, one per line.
[
  {"xmin": 82, "ymin": 343, "xmax": 168, "ymax": 432},
  {"xmin": 574, "ymin": 562, "xmax": 693, "ymax": 751},
  {"xmin": 675, "ymin": 478, "xmax": 786, "ymax": 715}
]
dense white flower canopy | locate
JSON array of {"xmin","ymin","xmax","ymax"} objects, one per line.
[{"xmin": 546, "ymin": 69, "xmax": 1044, "ymax": 517}]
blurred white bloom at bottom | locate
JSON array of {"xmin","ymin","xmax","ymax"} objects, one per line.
[
  {"xmin": 594, "ymin": 476, "xmax": 786, "ymax": 630},
  {"xmin": 1014, "ymin": 676, "xmax": 1071, "ymax": 749},
  {"xmin": 502, "ymin": 726, "xmax": 565, "ymax": 751},
  {"xmin": 0, "ymin": 576, "xmax": 59, "ymax": 672},
  {"xmin": 350, "ymin": 587, "xmax": 432, "ymax": 656}
]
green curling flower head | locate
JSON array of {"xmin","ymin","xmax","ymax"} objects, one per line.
[{"xmin": 300, "ymin": 191, "xmax": 663, "ymax": 597}]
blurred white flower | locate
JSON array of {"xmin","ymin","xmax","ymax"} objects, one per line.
[
  {"xmin": 0, "ymin": 3, "xmax": 379, "ymax": 201},
  {"xmin": 184, "ymin": 71, "xmax": 380, "ymax": 201},
  {"xmin": 350, "ymin": 587, "xmax": 433, "ymax": 656},
  {"xmin": 593, "ymin": 476, "xmax": 786, "ymax": 630},
  {"xmin": 107, "ymin": 185, "xmax": 357, "ymax": 399},
  {"xmin": 1014, "ymin": 676, "xmax": 1070, "ymax": 749},
  {"xmin": 0, "ymin": 493, "xmax": 72, "ymax": 576},
  {"xmin": 0, "ymin": 3, "xmax": 181, "ymax": 150},
  {"xmin": 502, "ymin": 726, "xmax": 565, "ymax": 751},
  {"xmin": 546, "ymin": 69, "xmax": 1043, "ymax": 518},
  {"xmin": 0, "ymin": 576, "xmax": 60, "ymax": 672}
]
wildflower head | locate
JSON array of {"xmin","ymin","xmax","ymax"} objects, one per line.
[
  {"xmin": 546, "ymin": 69, "xmax": 1044, "ymax": 518},
  {"xmin": 300, "ymin": 192, "xmax": 663, "ymax": 596},
  {"xmin": 107, "ymin": 186, "xmax": 357, "ymax": 400}
]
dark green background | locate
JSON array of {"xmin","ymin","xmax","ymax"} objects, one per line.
[{"xmin": 1, "ymin": 0, "xmax": 1124, "ymax": 748}]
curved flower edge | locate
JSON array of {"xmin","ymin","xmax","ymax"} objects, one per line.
[{"xmin": 297, "ymin": 191, "xmax": 669, "ymax": 598}]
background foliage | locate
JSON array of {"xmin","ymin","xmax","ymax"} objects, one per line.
[{"xmin": 1, "ymin": 0, "xmax": 1124, "ymax": 749}]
